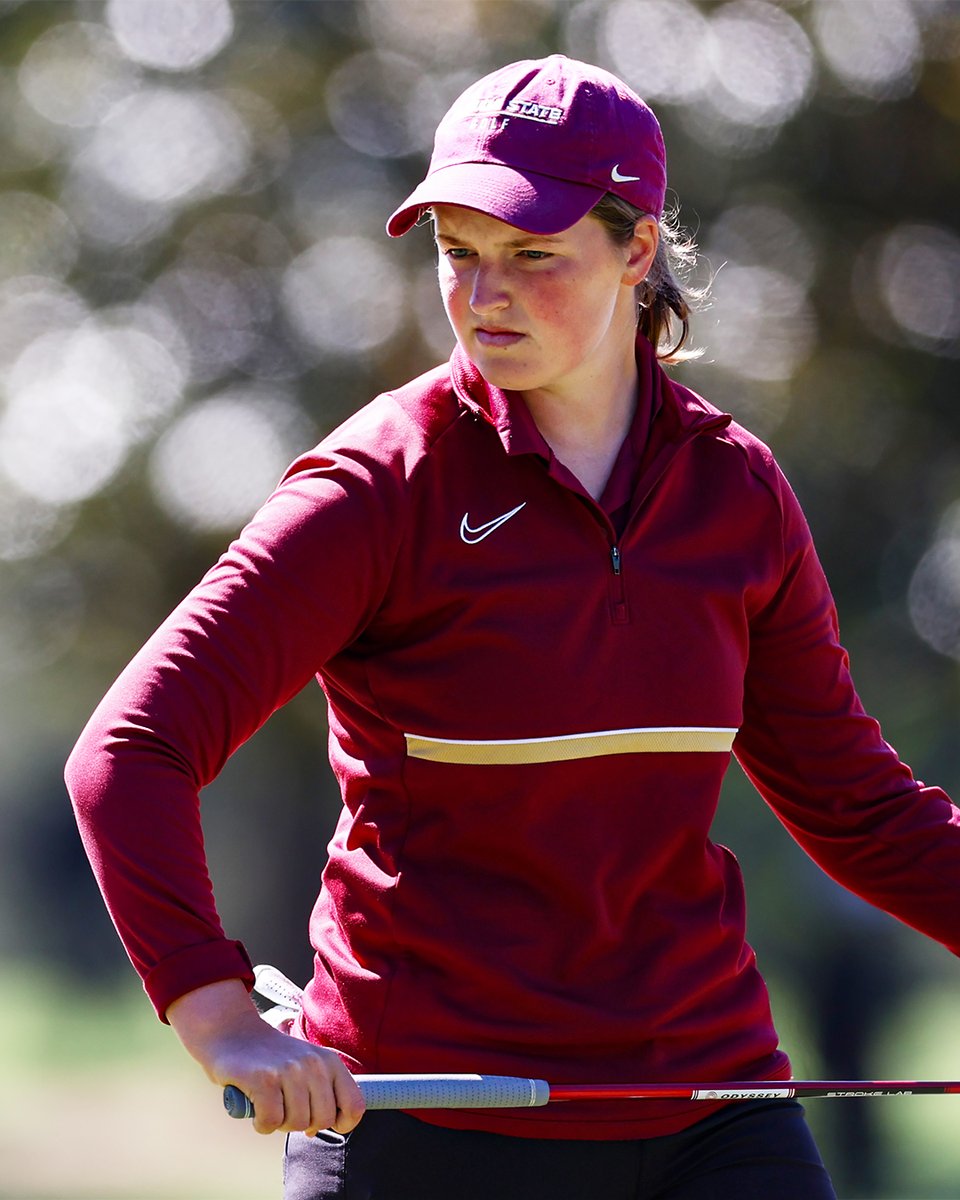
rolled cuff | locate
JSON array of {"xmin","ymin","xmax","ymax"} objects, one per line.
[{"xmin": 145, "ymin": 938, "xmax": 255, "ymax": 1022}]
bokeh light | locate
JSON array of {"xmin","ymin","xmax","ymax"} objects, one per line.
[
  {"xmin": 812, "ymin": 0, "xmax": 921, "ymax": 100},
  {"xmin": 88, "ymin": 87, "xmax": 251, "ymax": 206},
  {"xmin": 0, "ymin": 320, "xmax": 185, "ymax": 506},
  {"xmin": 704, "ymin": 263, "xmax": 816, "ymax": 382},
  {"xmin": 0, "ymin": 373, "xmax": 130, "ymax": 507},
  {"xmin": 604, "ymin": 0, "xmax": 814, "ymax": 156},
  {"xmin": 148, "ymin": 386, "xmax": 313, "ymax": 533},
  {"xmin": 100, "ymin": 301, "xmax": 197, "ymax": 407},
  {"xmin": 698, "ymin": 198, "xmax": 819, "ymax": 383},
  {"xmin": 17, "ymin": 20, "xmax": 137, "ymax": 128},
  {"xmin": 909, "ymin": 503, "xmax": 960, "ymax": 661},
  {"xmin": 219, "ymin": 87, "xmax": 293, "ymax": 195},
  {"xmin": 284, "ymin": 136, "xmax": 398, "ymax": 239},
  {"xmin": 63, "ymin": 165, "xmax": 173, "ymax": 249},
  {"xmin": 876, "ymin": 223, "xmax": 960, "ymax": 356},
  {"xmin": 0, "ymin": 276, "xmax": 89, "ymax": 373},
  {"xmin": 326, "ymin": 51, "xmax": 427, "ymax": 159},
  {"xmin": 405, "ymin": 69, "xmax": 482, "ymax": 159},
  {"xmin": 0, "ymin": 479, "xmax": 75, "ymax": 563},
  {"xmin": 706, "ymin": 1, "xmax": 814, "ymax": 129},
  {"xmin": 0, "ymin": 67, "xmax": 64, "ymax": 173},
  {"xmin": 362, "ymin": 0, "xmax": 483, "ymax": 64},
  {"xmin": 181, "ymin": 212, "xmax": 292, "ymax": 269},
  {"xmin": 105, "ymin": 0, "xmax": 235, "ymax": 73},
  {"xmin": 0, "ymin": 192, "xmax": 79, "ymax": 281},
  {"xmin": 707, "ymin": 200, "xmax": 820, "ymax": 290},
  {"xmin": 602, "ymin": 0, "xmax": 711, "ymax": 105},
  {"xmin": 147, "ymin": 252, "xmax": 280, "ymax": 384},
  {"xmin": 281, "ymin": 236, "xmax": 406, "ymax": 359}
]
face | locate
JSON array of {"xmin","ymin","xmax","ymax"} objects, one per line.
[{"xmin": 433, "ymin": 204, "xmax": 657, "ymax": 406}]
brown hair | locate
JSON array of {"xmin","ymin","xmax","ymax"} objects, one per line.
[{"xmin": 589, "ymin": 193, "xmax": 704, "ymax": 363}]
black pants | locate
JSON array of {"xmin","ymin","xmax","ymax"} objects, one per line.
[{"xmin": 283, "ymin": 1100, "xmax": 837, "ymax": 1199}]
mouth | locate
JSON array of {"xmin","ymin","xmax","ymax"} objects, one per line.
[{"xmin": 475, "ymin": 326, "xmax": 525, "ymax": 347}]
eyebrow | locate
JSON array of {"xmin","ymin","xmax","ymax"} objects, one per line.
[{"xmin": 434, "ymin": 229, "xmax": 565, "ymax": 248}]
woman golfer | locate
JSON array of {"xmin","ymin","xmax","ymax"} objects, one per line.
[{"xmin": 67, "ymin": 56, "xmax": 960, "ymax": 1199}]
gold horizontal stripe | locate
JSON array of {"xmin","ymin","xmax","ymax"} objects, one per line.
[{"xmin": 405, "ymin": 727, "xmax": 737, "ymax": 766}]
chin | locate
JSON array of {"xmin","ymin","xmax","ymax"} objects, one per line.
[
  {"xmin": 483, "ymin": 372, "xmax": 538, "ymax": 395},
  {"xmin": 468, "ymin": 356, "xmax": 540, "ymax": 393}
]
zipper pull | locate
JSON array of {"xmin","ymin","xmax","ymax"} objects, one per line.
[{"xmin": 610, "ymin": 545, "xmax": 621, "ymax": 575}]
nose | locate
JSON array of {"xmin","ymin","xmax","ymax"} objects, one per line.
[{"xmin": 469, "ymin": 263, "xmax": 510, "ymax": 315}]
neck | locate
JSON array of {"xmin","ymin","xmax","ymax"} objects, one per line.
[{"xmin": 523, "ymin": 364, "xmax": 639, "ymax": 501}]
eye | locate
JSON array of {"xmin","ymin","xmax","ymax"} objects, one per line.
[
  {"xmin": 440, "ymin": 246, "xmax": 473, "ymax": 260},
  {"xmin": 519, "ymin": 249, "xmax": 551, "ymax": 261}
]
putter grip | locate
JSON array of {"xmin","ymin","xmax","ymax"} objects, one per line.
[{"xmin": 224, "ymin": 1073, "xmax": 550, "ymax": 1118}]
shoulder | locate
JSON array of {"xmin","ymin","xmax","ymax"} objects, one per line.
[
  {"xmin": 670, "ymin": 375, "xmax": 786, "ymax": 491},
  {"xmin": 282, "ymin": 361, "xmax": 463, "ymax": 489},
  {"xmin": 332, "ymin": 362, "xmax": 461, "ymax": 458},
  {"xmin": 664, "ymin": 375, "xmax": 810, "ymax": 549}
]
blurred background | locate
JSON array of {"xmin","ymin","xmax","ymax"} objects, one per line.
[{"xmin": 1, "ymin": 0, "xmax": 959, "ymax": 1196}]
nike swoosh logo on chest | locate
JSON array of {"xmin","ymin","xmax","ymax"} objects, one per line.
[{"xmin": 459, "ymin": 502, "xmax": 526, "ymax": 544}]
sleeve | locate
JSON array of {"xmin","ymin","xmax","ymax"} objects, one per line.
[
  {"xmin": 733, "ymin": 460, "xmax": 960, "ymax": 956},
  {"xmin": 64, "ymin": 418, "xmax": 411, "ymax": 1018}
]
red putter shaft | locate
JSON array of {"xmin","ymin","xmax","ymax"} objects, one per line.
[{"xmin": 548, "ymin": 1080, "xmax": 960, "ymax": 1101}]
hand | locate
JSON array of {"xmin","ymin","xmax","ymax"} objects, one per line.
[{"xmin": 167, "ymin": 978, "xmax": 365, "ymax": 1137}]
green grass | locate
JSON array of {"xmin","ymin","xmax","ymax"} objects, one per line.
[
  {"xmin": 766, "ymin": 970, "xmax": 960, "ymax": 1199},
  {"xmin": 869, "ymin": 984, "xmax": 960, "ymax": 1199},
  {"xmin": 0, "ymin": 964, "xmax": 280, "ymax": 1200}
]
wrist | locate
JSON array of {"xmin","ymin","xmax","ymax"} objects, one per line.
[{"xmin": 167, "ymin": 978, "xmax": 261, "ymax": 1055}]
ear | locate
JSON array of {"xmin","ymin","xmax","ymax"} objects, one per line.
[{"xmin": 622, "ymin": 217, "xmax": 659, "ymax": 286}]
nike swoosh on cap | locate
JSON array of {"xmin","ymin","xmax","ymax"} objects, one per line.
[
  {"xmin": 611, "ymin": 164, "xmax": 642, "ymax": 183},
  {"xmin": 460, "ymin": 502, "xmax": 526, "ymax": 544}
]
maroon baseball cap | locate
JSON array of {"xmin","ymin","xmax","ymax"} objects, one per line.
[{"xmin": 386, "ymin": 55, "xmax": 666, "ymax": 238}]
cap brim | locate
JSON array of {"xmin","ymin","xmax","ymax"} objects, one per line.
[{"xmin": 386, "ymin": 162, "xmax": 607, "ymax": 237}]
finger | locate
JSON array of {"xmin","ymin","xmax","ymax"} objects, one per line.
[
  {"xmin": 280, "ymin": 1079, "xmax": 314, "ymax": 1134},
  {"xmin": 330, "ymin": 1068, "xmax": 366, "ymax": 1133},
  {"xmin": 303, "ymin": 1097, "xmax": 330, "ymax": 1140},
  {"xmin": 282, "ymin": 1055, "xmax": 339, "ymax": 1133},
  {"xmin": 249, "ymin": 1083, "xmax": 285, "ymax": 1135}
]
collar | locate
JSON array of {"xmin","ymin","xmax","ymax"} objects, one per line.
[
  {"xmin": 448, "ymin": 334, "xmax": 731, "ymax": 478},
  {"xmin": 449, "ymin": 343, "xmax": 546, "ymax": 457}
]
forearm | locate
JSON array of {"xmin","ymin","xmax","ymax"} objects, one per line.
[
  {"xmin": 66, "ymin": 698, "xmax": 256, "ymax": 1014},
  {"xmin": 738, "ymin": 498, "xmax": 960, "ymax": 952},
  {"xmin": 741, "ymin": 729, "xmax": 960, "ymax": 953}
]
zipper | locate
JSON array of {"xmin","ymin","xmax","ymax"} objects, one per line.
[
  {"xmin": 609, "ymin": 543, "xmax": 628, "ymax": 624},
  {"xmin": 602, "ymin": 412, "xmax": 730, "ymax": 627}
]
